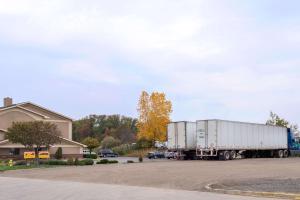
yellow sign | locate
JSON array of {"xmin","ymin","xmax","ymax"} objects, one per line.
[
  {"xmin": 24, "ymin": 152, "xmax": 36, "ymax": 159},
  {"xmin": 38, "ymin": 151, "xmax": 50, "ymax": 159}
]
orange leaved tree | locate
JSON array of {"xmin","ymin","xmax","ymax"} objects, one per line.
[{"xmin": 137, "ymin": 91, "xmax": 172, "ymax": 144}]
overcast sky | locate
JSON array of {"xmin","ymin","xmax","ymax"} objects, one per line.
[{"xmin": 0, "ymin": 0, "xmax": 299, "ymax": 124}]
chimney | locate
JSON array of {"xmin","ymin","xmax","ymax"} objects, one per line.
[{"xmin": 3, "ymin": 97, "xmax": 13, "ymax": 107}]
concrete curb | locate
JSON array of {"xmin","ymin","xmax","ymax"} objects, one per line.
[{"xmin": 205, "ymin": 183, "xmax": 300, "ymax": 200}]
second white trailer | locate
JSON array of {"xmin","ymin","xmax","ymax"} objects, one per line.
[
  {"xmin": 167, "ymin": 121, "xmax": 197, "ymax": 150},
  {"xmin": 196, "ymin": 119, "xmax": 288, "ymax": 160}
]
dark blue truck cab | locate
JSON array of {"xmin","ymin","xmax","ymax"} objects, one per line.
[{"xmin": 288, "ymin": 128, "xmax": 300, "ymax": 156}]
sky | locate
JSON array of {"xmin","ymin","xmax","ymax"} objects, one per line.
[{"xmin": 0, "ymin": 0, "xmax": 299, "ymax": 125}]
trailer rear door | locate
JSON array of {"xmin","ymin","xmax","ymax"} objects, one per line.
[
  {"xmin": 197, "ymin": 121, "xmax": 207, "ymax": 148},
  {"xmin": 167, "ymin": 123, "xmax": 176, "ymax": 149},
  {"xmin": 176, "ymin": 122, "xmax": 186, "ymax": 149},
  {"xmin": 207, "ymin": 120, "xmax": 217, "ymax": 149},
  {"xmin": 167, "ymin": 122, "xmax": 186, "ymax": 149},
  {"xmin": 197, "ymin": 120, "xmax": 217, "ymax": 149}
]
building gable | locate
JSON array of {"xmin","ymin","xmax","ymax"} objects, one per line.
[
  {"xmin": 0, "ymin": 107, "xmax": 45, "ymax": 130},
  {"xmin": 0, "ymin": 129, "xmax": 6, "ymax": 141},
  {"xmin": 18, "ymin": 102, "xmax": 72, "ymax": 121}
]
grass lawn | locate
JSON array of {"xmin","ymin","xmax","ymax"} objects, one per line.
[{"xmin": 0, "ymin": 165, "xmax": 54, "ymax": 172}]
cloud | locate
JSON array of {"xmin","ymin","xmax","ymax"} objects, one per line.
[
  {"xmin": 0, "ymin": 0, "xmax": 299, "ymax": 124},
  {"xmin": 59, "ymin": 60, "xmax": 119, "ymax": 84}
]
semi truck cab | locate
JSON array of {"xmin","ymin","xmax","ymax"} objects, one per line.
[{"xmin": 288, "ymin": 128, "xmax": 300, "ymax": 156}]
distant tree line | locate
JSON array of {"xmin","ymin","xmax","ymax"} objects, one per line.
[{"xmin": 72, "ymin": 115, "xmax": 138, "ymax": 145}]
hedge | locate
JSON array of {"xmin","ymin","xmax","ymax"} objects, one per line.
[
  {"xmin": 96, "ymin": 159, "xmax": 118, "ymax": 164},
  {"xmin": 83, "ymin": 154, "xmax": 98, "ymax": 159}
]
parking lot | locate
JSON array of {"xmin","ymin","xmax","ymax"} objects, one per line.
[{"xmin": 1, "ymin": 157, "xmax": 300, "ymax": 196}]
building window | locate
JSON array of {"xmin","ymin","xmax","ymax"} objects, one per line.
[{"xmin": 9, "ymin": 148, "xmax": 20, "ymax": 156}]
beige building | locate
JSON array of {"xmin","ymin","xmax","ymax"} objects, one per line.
[{"xmin": 0, "ymin": 97, "xmax": 86, "ymax": 159}]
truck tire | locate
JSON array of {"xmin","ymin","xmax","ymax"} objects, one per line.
[
  {"xmin": 219, "ymin": 151, "xmax": 230, "ymax": 161},
  {"xmin": 277, "ymin": 150, "xmax": 284, "ymax": 158},
  {"xmin": 283, "ymin": 150, "xmax": 289, "ymax": 158},
  {"xmin": 230, "ymin": 151, "xmax": 237, "ymax": 160}
]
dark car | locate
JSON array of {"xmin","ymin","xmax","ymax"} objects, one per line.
[
  {"xmin": 98, "ymin": 149, "xmax": 118, "ymax": 157},
  {"xmin": 147, "ymin": 151, "xmax": 165, "ymax": 159}
]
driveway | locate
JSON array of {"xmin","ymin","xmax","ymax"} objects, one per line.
[{"xmin": 0, "ymin": 177, "xmax": 275, "ymax": 200}]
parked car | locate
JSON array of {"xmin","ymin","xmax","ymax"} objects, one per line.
[
  {"xmin": 147, "ymin": 151, "xmax": 165, "ymax": 159},
  {"xmin": 98, "ymin": 149, "xmax": 118, "ymax": 157},
  {"xmin": 164, "ymin": 151, "xmax": 175, "ymax": 159}
]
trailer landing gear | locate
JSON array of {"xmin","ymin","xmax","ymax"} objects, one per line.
[
  {"xmin": 283, "ymin": 150, "xmax": 289, "ymax": 158},
  {"xmin": 230, "ymin": 151, "xmax": 237, "ymax": 160}
]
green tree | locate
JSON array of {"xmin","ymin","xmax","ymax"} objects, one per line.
[
  {"xmin": 111, "ymin": 127, "xmax": 136, "ymax": 144},
  {"xmin": 266, "ymin": 111, "xmax": 299, "ymax": 133},
  {"xmin": 6, "ymin": 121, "xmax": 61, "ymax": 163},
  {"xmin": 73, "ymin": 114, "xmax": 138, "ymax": 143},
  {"xmin": 101, "ymin": 136, "xmax": 121, "ymax": 149},
  {"xmin": 82, "ymin": 137, "xmax": 100, "ymax": 155},
  {"xmin": 73, "ymin": 117, "xmax": 95, "ymax": 141},
  {"xmin": 266, "ymin": 111, "xmax": 290, "ymax": 127},
  {"xmin": 54, "ymin": 147, "xmax": 63, "ymax": 159}
]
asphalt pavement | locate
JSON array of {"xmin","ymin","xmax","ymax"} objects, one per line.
[{"xmin": 0, "ymin": 177, "xmax": 276, "ymax": 200}]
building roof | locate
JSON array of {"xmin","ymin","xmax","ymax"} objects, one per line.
[
  {"xmin": 59, "ymin": 137, "xmax": 87, "ymax": 147},
  {"xmin": 0, "ymin": 137, "xmax": 86, "ymax": 148},
  {"xmin": 0, "ymin": 102, "xmax": 72, "ymax": 121}
]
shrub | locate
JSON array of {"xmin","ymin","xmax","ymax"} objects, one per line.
[
  {"xmin": 125, "ymin": 148, "xmax": 155, "ymax": 157},
  {"xmin": 67, "ymin": 158, "xmax": 74, "ymax": 165},
  {"xmin": 47, "ymin": 160, "xmax": 67, "ymax": 165},
  {"xmin": 127, "ymin": 160, "xmax": 134, "ymax": 163},
  {"xmin": 138, "ymin": 155, "xmax": 143, "ymax": 163},
  {"xmin": 96, "ymin": 159, "xmax": 118, "ymax": 164},
  {"xmin": 79, "ymin": 159, "xmax": 94, "ymax": 165},
  {"xmin": 38, "ymin": 160, "xmax": 48, "ymax": 165},
  {"xmin": 74, "ymin": 158, "xmax": 80, "ymax": 166},
  {"xmin": 54, "ymin": 147, "xmax": 63, "ymax": 160},
  {"xmin": 136, "ymin": 138, "xmax": 152, "ymax": 149},
  {"xmin": 112, "ymin": 144, "xmax": 132, "ymax": 156},
  {"xmin": 4, "ymin": 159, "xmax": 10, "ymax": 164},
  {"xmin": 108, "ymin": 160, "xmax": 118, "ymax": 164},
  {"xmin": 14, "ymin": 160, "xmax": 27, "ymax": 166},
  {"xmin": 97, "ymin": 159, "xmax": 109, "ymax": 164},
  {"xmin": 83, "ymin": 154, "xmax": 97, "ymax": 159}
]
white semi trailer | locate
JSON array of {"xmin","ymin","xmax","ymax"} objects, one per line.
[
  {"xmin": 167, "ymin": 121, "xmax": 197, "ymax": 159},
  {"xmin": 196, "ymin": 119, "xmax": 289, "ymax": 160},
  {"xmin": 167, "ymin": 119, "xmax": 300, "ymax": 160}
]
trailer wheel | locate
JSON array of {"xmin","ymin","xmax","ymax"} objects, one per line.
[
  {"xmin": 277, "ymin": 150, "xmax": 284, "ymax": 158},
  {"xmin": 219, "ymin": 151, "xmax": 230, "ymax": 161},
  {"xmin": 230, "ymin": 151, "xmax": 237, "ymax": 160},
  {"xmin": 283, "ymin": 150, "xmax": 289, "ymax": 158}
]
